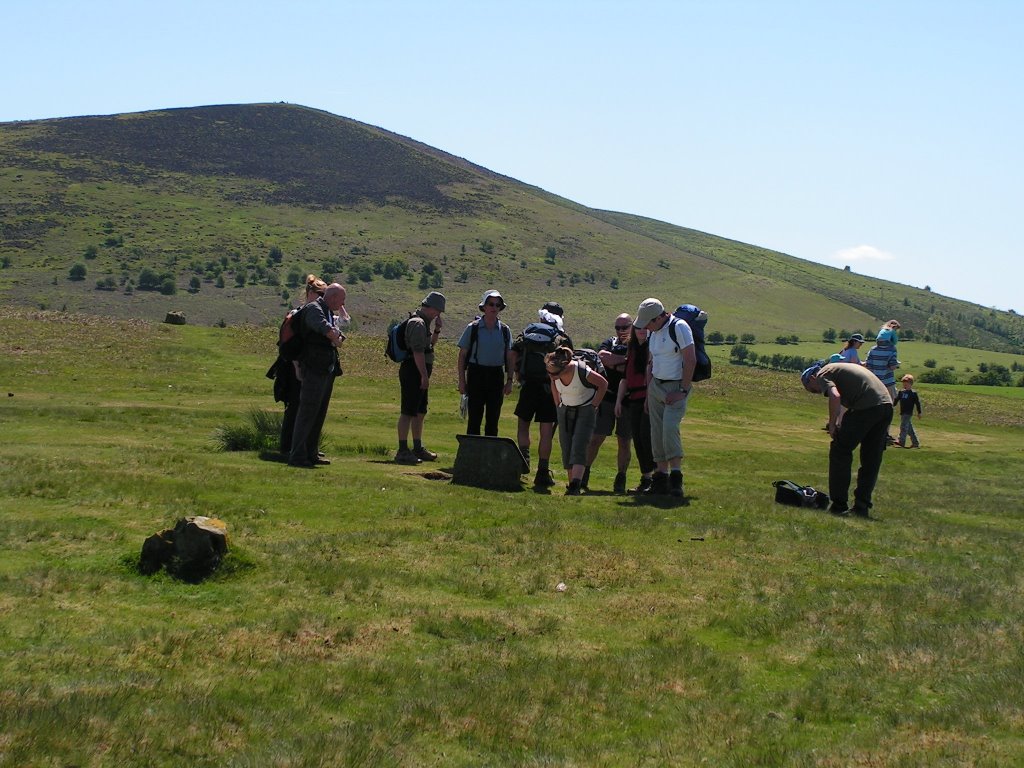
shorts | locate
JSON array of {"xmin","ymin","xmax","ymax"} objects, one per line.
[
  {"xmin": 514, "ymin": 379, "xmax": 557, "ymax": 424},
  {"xmin": 399, "ymin": 359, "xmax": 432, "ymax": 416},
  {"xmin": 593, "ymin": 398, "xmax": 632, "ymax": 439}
]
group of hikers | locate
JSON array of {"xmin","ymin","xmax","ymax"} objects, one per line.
[{"xmin": 269, "ymin": 276, "xmax": 923, "ymax": 514}]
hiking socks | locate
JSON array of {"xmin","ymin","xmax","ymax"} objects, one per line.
[
  {"xmin": 581, "ymin": 465, "xmax": 591, "ymax": 490},
  {"xmin": 398, "ymin": 440, "xmax": 410, "ymax": 452},
  {"xmin": 613, "ymin": 471, "xmax": 627, "ymax": 494},
  {"xmin": 566, "ymin": 479, "xmax": 582, "ymax": 496},
  {"xmin": 413, "ymin": 439, "xmax": 423, "ymax": 451},
  {"xmin": 669, "ymin": 470, "xmax": 684, "ymax": 498}
]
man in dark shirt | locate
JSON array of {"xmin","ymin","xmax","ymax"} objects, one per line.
[
  {"xmin": 289, "ymin": 283, "xmax": 347, "ymax": 468},
  {"xmin": 802, "ymin": 361, "xmax": 894, "ymax": 517},
  {"xmin": 584, "ymin": 313, "xmax": 634, "ymax": 492}
]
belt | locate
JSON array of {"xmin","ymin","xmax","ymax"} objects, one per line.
[{"xmin": 654, "ymin": 377, "xmax": 681, "ymax": 385}]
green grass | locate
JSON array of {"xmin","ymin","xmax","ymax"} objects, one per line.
[{"xmin": 2, "ymin": 309, "xmax": 1024, "ymax": 766}]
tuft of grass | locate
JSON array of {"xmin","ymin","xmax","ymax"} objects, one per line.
[{"xmin": 214, "ymin": 408, "xmax": 283, "ymax": 452}]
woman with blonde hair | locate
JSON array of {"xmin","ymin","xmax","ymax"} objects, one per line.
[{"xmin": 546, "ymin": 346, "xmax": 608, "ymax": 495}]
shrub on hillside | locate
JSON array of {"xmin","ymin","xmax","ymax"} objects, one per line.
[
  {"xmin": 69, "ymin": 263, "xmax": 87, "ymax": 281},
  {"xmin": 919, "ymin": 367, "xmax": 956, "ymax": 384}
]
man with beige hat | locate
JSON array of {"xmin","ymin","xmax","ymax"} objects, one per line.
[
  {"xmin": 395, "ymin": 291, "xmax": 445, "ymax": 465},
  {"xmin": 633, "ymin": 298, "xmax": 696, "ymax": 498}
]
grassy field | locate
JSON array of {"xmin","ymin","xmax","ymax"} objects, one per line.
[{"xmin": 2, "ymin": 309, "xmax": 1023, "ymax": 767}]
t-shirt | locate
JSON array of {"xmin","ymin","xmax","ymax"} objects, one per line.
[
  {"xmin": 404, "ymin": 310, "xmax": 435, "ymax": 365},
  {"xmin": 864, "ymin": 343, "xmax": 899, "ymax": 387},
  {"xmin": 649, "ymin": 317, "xmax": 693, "ymax": 381},
  {"xmin": 817, "ymin": 363, "xmax": 893, "ymax": 410},
  {"xmin": 457, "ymin": 320, "xmax": 511, "ymax": 367},
  {"xmin": 598, "ymin": 336, "xmax": 628, "ymax": 391}
]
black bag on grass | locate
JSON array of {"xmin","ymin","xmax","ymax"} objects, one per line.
[{"xmin": 773, "ymin": 480, "xmax": 829, "ymax": 509}]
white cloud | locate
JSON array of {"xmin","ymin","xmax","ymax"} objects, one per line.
[{"xmin": 831, "ymin": 245, "xmax": 896, "ymax": 263}]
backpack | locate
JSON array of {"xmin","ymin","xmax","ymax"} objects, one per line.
[
  {"xmin": 517, "ymin": 321, "xmax": 561, "ymax": 381},
  {"xmin": 385, "ymin": 317, "xmax": 411, "ymax": 363},
  {"xmin": 668, "ymin": 304, "xmax": 711, "ymax": 382},
  {"xmin": 466, "ymin": 319, "xmax": 512, "ymax": 369},
  {"xmin": 278, "ymin": 306, "xmax": 307, "ymax": 362},
  {"xmin": 773, "ymin": 480, "xmax": 829, "ymax": 509},
  {"xmin": 572, "ymin": 348, "xmax": 606, "ymax": 389}
]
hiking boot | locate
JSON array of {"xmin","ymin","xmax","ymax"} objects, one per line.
[
  {"xmin": 633, "ymin": 475, "xmax": 653, "ymax": 494},
  {"xmin": 394, "ymin": 449, "xmax": 422, "ymax": 465},
  {"xmin": 852, "ymin": 504, "xmax": 871, "ymax": 519},
  {"xmin": 644, "ymin": 472, "xmax": 669, "ymax": 495},
  {"xmin": 565, "ymin": 480, "xmax": 582, "ymax": 496},
  {"xmin": 828, "ymin": 503, "xmax": 850, "ymax": 517},
  {"xmin": 314, "ymin": 457, "xmax": 332, "ymax": 465},
  {"xmin": 413, "ymin": 446, "xmax": 437, "ymax": 462},
  {"xmin": 669, "ymin": 472, "xmax": 684, "ymax": 498},
  {"xmin": 288, "ymin": 460, "xmax": 316, "ymax": 469},
  {"xmin": 534, "ymin": 469, "xmax": 556, "ymax": 488},
  {"xmin": 613, "ymin": 471, "xmax": 627, "ymax": 494}
]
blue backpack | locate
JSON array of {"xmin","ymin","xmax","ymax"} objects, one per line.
[
  {"xmin": 385, "ymin": 318, "xmax": 411, "ymax": 363},
  {"xmin": 669, "ymin": 304, "xmax": 711, "ymax": 382}
]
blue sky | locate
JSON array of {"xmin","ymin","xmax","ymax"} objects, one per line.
[{"xmin": 5, "ymin": 0, "xmax": 1020, "ymax": 311}]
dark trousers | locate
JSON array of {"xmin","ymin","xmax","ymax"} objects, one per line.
[
  {"xmin": 289, "ymin": 368, "xmax": 335, "ymax": 464},
  {"xmin": 279, "ymin": 371, "xmax": 301, "ymax": 453},
  {"xmin": 466, "ymin": 364, "xmax": 506, "ymax": 436},
  {"xmin": 829, "ymin": 403, "xmax": 893, "ymax": 511},
  {"xmin": 625, "ymin": 399, "xmax": 656, "ymax": 475}
]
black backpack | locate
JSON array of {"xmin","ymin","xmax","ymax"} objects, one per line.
[
  {"xmin": 517, "ymin": 322, "xmax": 561, "ymax": 382},
  {"xmin": 668, "ymin": 304, "xmax": 711, "ymax": 382},
  {"xmin": 571, "ymin": 348, "xmax": 606, "ymax": 386}
]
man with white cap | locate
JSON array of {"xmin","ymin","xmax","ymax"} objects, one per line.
[
  {"xmin": 633, "ymin": 298, "xmax": 695, "ymax": 498},
  {"xmin": 457, "ymin": 289, "xmax": 514, "ymax": 436}
]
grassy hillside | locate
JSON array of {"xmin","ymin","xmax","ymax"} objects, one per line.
[
  {"xmin": 1, "ymin": 103, "xmax": 1021, "ymax": 353},
  {"xmin": 2, "ymin": 307, "xmax": 1023, "ymax": 765}
]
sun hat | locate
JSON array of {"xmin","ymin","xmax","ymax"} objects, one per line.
[
  {"xmin": 633, "ymin": 298, "xmax": 665, "ymax": 328},
  {"xmin": 479, "ymin": 290, "xmax": 506, "ymax": 311},
  {"xmin": 421, "ymin": 291, "xmax": 446, "ymax": 312},
  {"xmin": 541, "ymin": 301, "xmax": 564, "ymax": 317},
  {"xmin": 848, "ymin": 333, "xmax": 865, "ymax": 343}
]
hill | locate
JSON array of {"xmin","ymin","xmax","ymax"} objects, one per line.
[{"xmin": 1, "ymin": 103, "xmax": 1021, "ymax": 351}]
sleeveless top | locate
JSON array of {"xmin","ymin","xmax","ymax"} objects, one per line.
[{"xmin": 554, "ymin": 363, "xmax": 595, "ymax": 407}]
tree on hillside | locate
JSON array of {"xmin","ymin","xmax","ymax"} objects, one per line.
[
  {"xmin": 822, "ymin": 328, "xmax": 837, "ymax": 343},
  {"xmin": 69, "ymin": 263, "xmax": 87, "ymax": 281}
]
